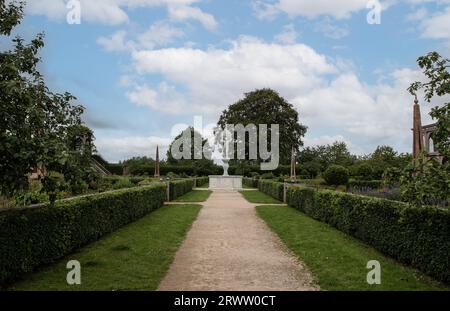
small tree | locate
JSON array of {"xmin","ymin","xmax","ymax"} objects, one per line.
[
  {"xmin": 0, "ymin": 0, "xmax": 94, "ymax": 204},
  {"xmin": 323, "ymin": 165, "xmax": 349, "ymax": 186}
]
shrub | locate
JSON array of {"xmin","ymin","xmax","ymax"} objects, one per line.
[
  {"xmin": 0, "ymin": 184, "xmax": 166, "ymax": 286},
  {"xmin": 243, "ymin": 177, "xmax": 258, "ymax": 188},
  {"xmin": 260, "ymin": 172, "xmax": 275, "ymax": 179},
  {"xmin": 169, "ymin": 179, "xmax": 194, "ymax": 200},
  {"xmin": 195, "ymin": 177, "xmax": 209, "ymax": 187},
  {"xmin": 355, "ymin": 163, "xmax": 374, "ymax": 180},
  {"xmin": 323, "ymin": 165, "xmax": 349, "ymax": 186},
  {"xmin": 112, "ymin": 177, "xmax": 134, "ymax": 190},
  {"xmin": 287, "ymin": 186, "xmax": 450, "ymax": 284},
  {"xmin": 258, "ymin": 180, "xmax": 284, "ymax": 201}
]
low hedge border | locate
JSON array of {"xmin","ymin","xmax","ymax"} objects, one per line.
[
  {"xmin": 243, "ymin": 177, "xmax": 259, "ymax": 188},
  {"xmin": 286, "ymin": 186, "xmax": 450, "ymax": 284},
  {"xmin": 195, "ymin": 177, "xmax": 209, "ymax": 187},
  {"xmin": 168, "ymin": 179, "xmax": 194, "ymax": 201},
  {"xmin": 258, "ymin": 180, "xmax": 284, "ymax": 202},
  {"xmin": 0, "ymin": 184, "xmax": 166, "ymax": 287}
]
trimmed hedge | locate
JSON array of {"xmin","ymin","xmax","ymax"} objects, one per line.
[
  {"xmin": 243, "ymin": 177, "xmax": 259, "ymax": 188},
  {"xmin": 0, "ymin": 185, "xmax": 166, "ymax": 287},
  {"xmin": 287, "ymin": 186, "xmax": 450, "ymax": 284},
  {"xmin": 168, "ymin": 179, "xmax": 194, "ymax": 201},
  {"xmin": 258, "ymin": 180, "xmax": 284, "ymax": 201},
  {"xmin": 195, "ymin": 177, "xmax": 209, "ymax": 187},
  {"xmin": 348, "ymin": 179, "xmax": 383, "ymax": 189}
]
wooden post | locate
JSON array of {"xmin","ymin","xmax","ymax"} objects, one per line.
[{"xmin": 283, "ymin": 182, "xmax": 287, "ymax": 204}]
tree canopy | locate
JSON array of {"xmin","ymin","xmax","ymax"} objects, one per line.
[
  {"xmin": 0, "ymin": 0, "xmax": 94, "ymax": 201},
  {"xmin": 217, "ymin": 89, "xmax": 307, "ymax": 164}
]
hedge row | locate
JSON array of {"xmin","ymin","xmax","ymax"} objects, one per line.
[
  {"xmin": 258, "ymin": 180, "xmax": 284, "ymax": 201},
  {"xmin": 195, "ymin": 177, "xmax": 209, "ymax": 187},
  {"xmin": 287, "ymin": 186, "xmax": 450, "ymax": 284},
  {"xmin": 348, "ymin": 179, "xmax": 383, "ymax": 189},
  {"xmin": 243, "ymin": 177, "xmax": 258, "ymax": 188},
  {"xmin": 0, "ymin": 184, "xmax": 166, "ymax": 287},
  {"xmin": 168, "ymin": 179, "xmax": 194, "ymax": 201}
]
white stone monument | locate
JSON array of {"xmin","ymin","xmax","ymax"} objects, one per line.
[{"xmin": 209, "ymin": 127, "xmax": 242, "ymax": 191}]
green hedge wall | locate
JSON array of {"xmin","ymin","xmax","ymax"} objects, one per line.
[
  {"xmin": 168, "ymin": 179, "xmax": 194, "ymax": 201},
  {"xmin": 0, "ymin": 185, "xmax": 166, "ymax": 287},
  {"xmin": 287, "ymin": 186, "xmax": 450, "ymax": 284},
  {"xmin": 258, "ymin": 180, "xmax": 284, "ymax": 201},
  {"xmin": 243, "ymin": 177, "xmax": 259, "ymax": 188},
  {"xmin": 195, "ymin": 177, "xmax": 209, "ymax": 187}
]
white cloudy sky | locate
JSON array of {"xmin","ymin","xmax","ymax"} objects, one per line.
[{"xmin": 13, "ymin": 0, "xmax": 450, "ymax": 162}]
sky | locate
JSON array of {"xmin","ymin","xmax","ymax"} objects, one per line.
[{"xmin": 9, "ymin": 0, "xmax": 450, "ymax": 162}]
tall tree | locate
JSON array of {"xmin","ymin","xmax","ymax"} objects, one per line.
[
  {"xmin": 0, "ymin": 0, "xmax": 92, "ymax": 201},
  {"xmin": 218, "ymin": 89, "xmax": 307, "ymax": 164}
]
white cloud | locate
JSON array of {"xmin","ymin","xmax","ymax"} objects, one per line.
[
  {"xmin": 167, "ymin": 4, "xmax": 218, "ymax": 30},
  {"xmin": 254, "ymin": 0, "xmax": 369, "ymax": 20},
  {"xmin": 274, "ymin": 24, "xmax": 299, "ymax": 44},
  {"xmin": 97, "ymin": 30, "xmax": 131, "ymax": 52},
  {"xmin": 26, "ymin": 0, "xmax": 217, "ymax": 30},
  {"xmin": 130, "ymin": 36, "xmax": 336, "ymax": 114},
  {"xmin": 97, "ymin": 21, "xmax": 184, "ymax": 52},
  {"xmin": 406, "ymin": 7, "xmax": 428, "ymax": 21},
  {"xmin": 126, "ymin": 82, "xmax": 186, "ymax": 114},
  {"xmin": 304, "ymin": 135, "xmax": 365, "ymax": 154},
  {"xmin": 421, "ymin": 6, "xmax": 450, "ymax": 39},
  {"xmin": 314, "ymin": 17, "xmax": 349, "ymax": 39},
  {"xmin": 96, "ymin": 135, "xmax": 172, "ymax": 163}
]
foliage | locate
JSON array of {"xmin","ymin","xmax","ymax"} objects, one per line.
[
  {"xmin": 400, "ymin": 156, "xmax": 450, "ymax": 207},
  {"xmin": 111, "ymin": 177, "xmax": 135, "ymax": 190},
  {"xmin": 323, "ymin": 165, "xmax": 349, "ymax": 186},
  {"xmin": 382, "ymin": 166, "xmax": 402, "ymax": 187},
  {"xmin": 243, "ymin": 177, "xmax": 259, "ymax": 188},
  {"xmin": 9, "ymin": 204, "xmax": 201, "ymax": 291},
  {"xmin": 0, "ymin": 184, "xmax": 166, "ymax": 286},
  {"xmin": 286, "ymin": 186, "xmax": 450, "ymax": 283},
  {"xmin": 258, "ymin": 180, "xmax": 284, "ymax": 201},
  {"xmin": 347, "ymin": 179, "xmax": 383, "ymax": 190},
  {"xmin": 168, "ymin": 179, "xmax": 194, "ymax": 201},
  {"xmin": 257, "ymin": 206, "xmax": 446, "ymax": 290},
  {"xmin": 218, "ymin": 89, "xmax": 307, "ymax": 164},
  {"xmin": 298, "ymin": 142, "xmax": 354, "ymax": 171},
  {"xmin": 0, "ymin": 1, "xmax": 93, "ymax": 203},
  {"xmin": 409, "ymin": 51, "xmax": 450, "ymax": 158},
  {"xmin": 354, "ymin": 163, "xmax": 374, "ymax": 180}
]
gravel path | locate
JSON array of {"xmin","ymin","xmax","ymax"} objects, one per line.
[{"xmin": 158, "ymin": 191, "xmax": 319, "ymax": 291}]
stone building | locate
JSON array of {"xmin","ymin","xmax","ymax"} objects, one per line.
[{"xmin": 412, "ymin": 98, "xmax": 445, "ymax": 164}]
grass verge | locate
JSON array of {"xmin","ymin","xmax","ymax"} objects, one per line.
[
  {"xmin": 174, "ymin": 190, "xmax": 212, "ymax": 202},
  {"xmin": 256, "ymin": 205, "xmax": 448, "ymax": 291},
  {"xmin": 9, "ymin": 204, "xmax": 201, "ymax": 291},
  {"xmin": 240, "ymin": 190, "xmax": 282, "ymax": 204}
]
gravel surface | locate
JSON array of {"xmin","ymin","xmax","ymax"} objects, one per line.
[{"xmin": 158, "ymin": 191, "xmax": 319, "ymax": 291}]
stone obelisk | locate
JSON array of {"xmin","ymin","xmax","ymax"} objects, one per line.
[
  {"xmin": 412, "ymin": 97, "xmax": 423, "ymax": 160},
  {"xmin": 290, "ymin": 146, "xmax": 296, "ymax": 181},
  {"xmin": 154, "ymin": 145, "xmax": 160, "ymax": 177}
]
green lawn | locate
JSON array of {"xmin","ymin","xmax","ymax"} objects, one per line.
[
  {"xmin": 9, "ymin": 204, "xmax": 201, "ymax": 291},
  {"xmin": 240, "ymin": 190, "xmax": 282, "ymax": 204},
  {"xmin": 257, "ymin": 205, "xmax": 448, "ymax": 291},
  {"xmin": 174, "ymin": 190, "xmax": 212, "ymax": 202}
]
